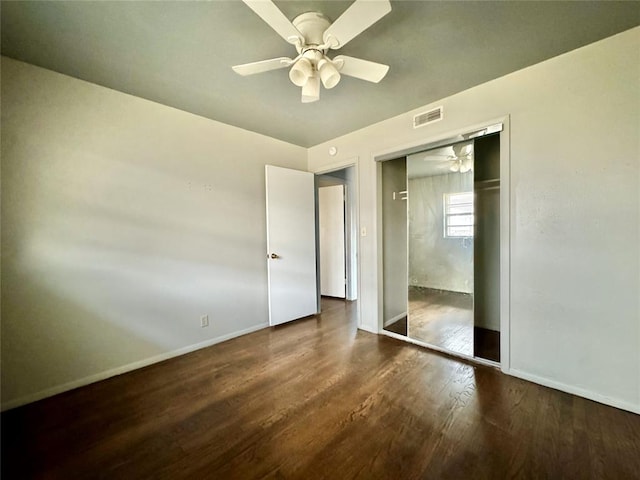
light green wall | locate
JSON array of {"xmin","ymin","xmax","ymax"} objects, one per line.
[{"xmin": 1, "ymin": 57, "xmax": 307, "ymax": 409}]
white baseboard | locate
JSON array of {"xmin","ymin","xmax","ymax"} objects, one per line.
[
  {"xmin": 358, "ymin": 323, "xmax": 378, "ymax": 334},
  {"xmin": 375, "ymin": 332, "xmax": 639, "ymax": 415},
  {"xmin": 1, "ymin": 322, "xmax": 269, "ymax": 412},
  {"xmin": 507, "ymin": 368, "xmax": 640, "ymax": 415},
  {"xmin": 383, "ymin": 312, "xmax": 407, "ymax": 327}
]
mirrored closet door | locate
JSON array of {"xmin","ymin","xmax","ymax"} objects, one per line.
[
  {"xmin": 406, "ymin": 141, "xmax": 475, "ymax": 357},
  {"xmin": 382, "ymin": 132, "xmax": 501, "ymax": 363}
]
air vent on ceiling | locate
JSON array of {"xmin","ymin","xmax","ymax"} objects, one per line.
[{"xmin": 413, "ymin": 106, "xmax": 443, "ymax": 128}]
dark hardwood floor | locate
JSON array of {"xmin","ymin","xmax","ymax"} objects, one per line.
[{"xmin": 2, "ymin": 298, "xmax": 639, "ymax": 479}]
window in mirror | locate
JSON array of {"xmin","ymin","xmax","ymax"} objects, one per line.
[{"xmin": 444, "ymin": 191, "xmax": 474, "ymax": 238}]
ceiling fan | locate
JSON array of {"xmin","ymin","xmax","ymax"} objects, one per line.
[
  {"xmin": 232, "ymin": 0, "xmax": 392, "ymax": 103},
  {"xmin": 448, "ymin": 144, "xmax": 474, "ymax": 173},
  {"xmin": 423, "ymin": 143, "xmax": 474, "ymax": 173}
]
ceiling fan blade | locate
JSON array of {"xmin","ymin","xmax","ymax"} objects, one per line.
[
  {"xmin": 334, "ymin": 56, "xmax": 389, "ymax": 83},
  {"xmin": 232, "ymin": 57, "xmax": 293, "ymax": 76},
  {"xmin": 323, "ymin": 0, "xmax": 391, "ymax": 49},
  {"xmin": 242, "ymin": 0, "xmax": 303, "ymax": 45}
]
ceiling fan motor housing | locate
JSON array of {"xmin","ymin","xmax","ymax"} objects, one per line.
[{"xmin": 292, "ymin": 12, "xmax": 331, "ymax": 51}]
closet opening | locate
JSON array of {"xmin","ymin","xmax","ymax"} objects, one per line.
[{"xmin": 379, "ymin": 124, "xmax": 503, "ymax": 364}]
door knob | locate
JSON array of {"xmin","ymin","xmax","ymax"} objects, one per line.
[{"xmin": 270, "ymin": 253, "xmax": 280, "ymax": 259}]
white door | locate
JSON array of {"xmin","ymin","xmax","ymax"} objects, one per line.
[
  {"xmin": 319, "ymin": 185, "xmax": 346, "ymax": 298},
  {"xmin": 265, "ymin": 165, "xmax": 318, "ymax": 326}
]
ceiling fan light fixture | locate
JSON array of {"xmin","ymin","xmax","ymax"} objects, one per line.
[
  {"xmin": 234, "ymin": 0, "xmax": 392, "ymax": 103},
  {"xmin": 301, "ymin": 74, "xmax": 320, "ymax": 103},
  {"xmin": 289, "ymin": 57, "xmax": 313, "ymax": 87},
  {"xmin": 318, "ymin": 58, "xmax": 341, "ymax": 89}
]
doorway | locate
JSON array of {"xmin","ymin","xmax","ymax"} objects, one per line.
[
  {"xmin": 316, "ymin": 166, "xmax": 358, "ymax": 308},
  {"xmin": 319, "ymin": 184, "xmax": 346, "ymax": 298}
]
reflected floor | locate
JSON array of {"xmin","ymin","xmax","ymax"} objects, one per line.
[
  {"xmin": 409, "ymin": 286, "xmax": 474, "ymax": 357},
  {"xmin": 385, "ymin": 287, "xmax": 473, "ymax": 357},
  {"xmin": 385, "ymin": 287, "xmax": 500, "ymax": 362}
]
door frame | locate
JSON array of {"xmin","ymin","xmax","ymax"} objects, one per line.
[
  {"xmin": 373, "ymin": 116, "xmax": 511, "ymax": 373},
  {"xmin": 311, "ymin": 159, "xmax": 360, "ymax": 326}
]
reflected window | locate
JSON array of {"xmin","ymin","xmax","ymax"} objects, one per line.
[{"xmin": 444, "ymin": 192, "xmax": 474, "ymax": 237}]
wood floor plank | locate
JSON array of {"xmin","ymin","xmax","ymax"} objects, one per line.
[{"xmin": 2, "ymin": 298, "xmax": 639, "ymax": 479}]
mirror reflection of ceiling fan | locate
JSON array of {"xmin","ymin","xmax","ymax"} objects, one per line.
[
  {"xmin": 423, "ymin": 143, "xmax": 474, "ymax": 173},
  {"xmin": 449, "ymin": 144, "xmax": 474, "ymax": 173},
  {"xmin": 232, "ymin": 0, "xmax": 392, "ymax": 103}
]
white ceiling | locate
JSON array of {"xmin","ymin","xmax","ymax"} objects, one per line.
[{"xmin": 2, "ymin": 1, "xmax": 638, "ymax": 147}]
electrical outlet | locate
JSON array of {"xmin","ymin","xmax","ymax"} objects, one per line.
[{"xmin": 200, "ymin": 315, "xmax": 209, "ymax": 328}]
